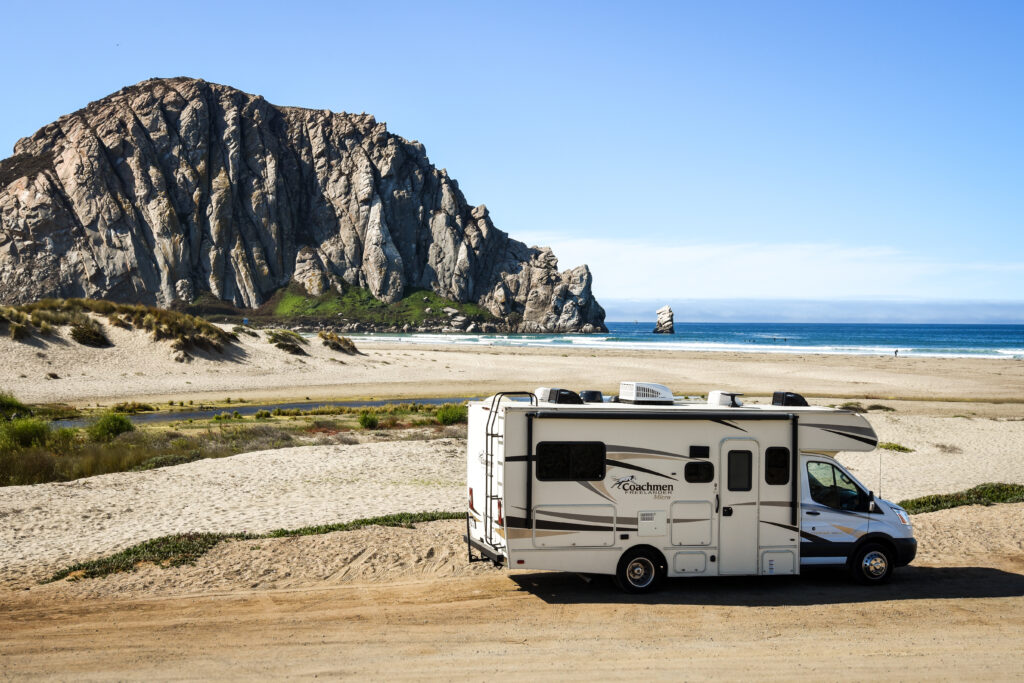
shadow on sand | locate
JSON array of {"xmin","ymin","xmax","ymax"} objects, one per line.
[{"xmin": 510, "ymin": 564, "xmax": 1024, "ymax": 606}]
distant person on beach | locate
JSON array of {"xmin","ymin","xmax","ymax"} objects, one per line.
[{"xmin": 894, "ymin": 349, "xmax": 899, "ymax": 357}]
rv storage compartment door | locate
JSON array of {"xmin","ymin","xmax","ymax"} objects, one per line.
[
  {"xmin": 670, "ymin": 502, "xmax": 713, "ymax": 546},
  {"xmin": 533, "ymin": 505, "xmax": 616, "ymax": 548}
]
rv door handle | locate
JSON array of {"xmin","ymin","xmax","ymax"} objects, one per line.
[
  {"xmin": 722, "ymin": 506, "xmax": 733, "ymax": 517},
  {"xmin": 805, "ymin": 511, "xmax": 820, "ymax": 516},
  {"xmin": 715, "ymin": 495, "xmax": 720, "ymax": 513}
]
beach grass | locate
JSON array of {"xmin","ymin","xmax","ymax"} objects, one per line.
[
  {"xmin": 46, "ymin": 511, "xmax": 464, "ymax": 582},
  {"xmin": 898, "ymin": 483, "xmax": 1024, "ymax": 514},
  {"xmin": 0, "ymin": 397, "xmax": 467, "ymax": 486},
  {"xmin": 879, "ymin": 441, "xmax": 914, "ymax": 452},
  {"xmin": 1, "ymin": 298, "xmax": 238, "ymax": 352}
]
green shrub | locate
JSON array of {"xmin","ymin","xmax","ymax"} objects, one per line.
[
  {"xmin": 112, "ymin": 402, "xmax": 156, "ymax": 414},
  {"xmin": 232, "ymin": 325, "xmax": 259, "ymax": 338},
  {"xmin": 46, "ymin": 427, "xmax": 79, "ymax": 455},
  {"xmin": 267, "ymin": 329, "xmax": 308, "ymax": 355},
  {"xmin": 899, "ymin": 483, "xmax": 1024, "ymax": 514},
  {"xmin": 254, "ymin": 410, "xmax": 272, "ymax": 420},
  {"xmin": 70, "ymin": 323, "xmax": 110, "ymax": 348},
  {"xmin": 867, "ymin": 404, "xmax": 895, "ymax": 412},
  {"xmin": 879, "ymin": 442, "xmax": 914, "ymax": 453},
  {"xmin": 87, "ymin": 412, "xmax": 134, "ymax": 442},
  {"xmin": 435, "ymin": 403, "xmax": 468, "ymax": 425},
  {"xmin": 0, "ymin": 448, "xmax": 57, "ymax": 486},
  {"xmin": 839, "ymin": 402, "xmax": 866, "ymax": 412},
  {"xmin": 132, "ymin": 452, "xmax": 203, "ymax": 471},
  {"xmin": 0, "ymin": 418, "xmax": 51, "ymax": 450},
  {"xmin": 0, "ymin": 391, "xmax": 30, "ymax": 419},
  {"xmin": 358, "ymin": 412, "xmax": 379, "ymax": 429},
  {"xmin": 318, "ymin": 330, "xmax": 358, "ymax": 354}
]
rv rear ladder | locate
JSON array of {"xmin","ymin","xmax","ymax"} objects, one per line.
[{"xmin": 472, "ymin": 392, "xmax": 536, "ymax": 562}]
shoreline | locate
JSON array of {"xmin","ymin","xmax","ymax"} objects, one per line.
[{"xmin": 1, "ymin": 328, "xmax": 1023, "ymax": 412}]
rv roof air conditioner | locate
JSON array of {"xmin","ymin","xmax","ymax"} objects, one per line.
[
  {"xmin": 619, "ymin": 382, "xmax": 674, "ymax": 405},
  {"xmin": 534, "ymin": 387, "xmax": 584, "ymax": 404},
  {"xmin": 708, "ymin": 390, "xmax": 744, "ymax": 407},
  {"xmin": 772, "ymin": 391, "xmax": 809, "ymax": 407}
]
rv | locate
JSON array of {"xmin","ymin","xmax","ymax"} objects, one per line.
[{"xmin": 465, "ymin": 383, "xmax": 917, "ymax": 593}]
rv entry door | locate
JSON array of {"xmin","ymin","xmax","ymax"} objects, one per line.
[{"xmin": 719, "ymin": 440, "xmax": 760, "ymax": 575}]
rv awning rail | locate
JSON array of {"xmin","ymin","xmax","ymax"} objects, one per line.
[{"xmin": 527, "ymin": 410, "xmax": 795, "ymax": 421}]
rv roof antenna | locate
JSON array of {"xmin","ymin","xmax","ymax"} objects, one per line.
[{"xmin": 878, "ymin": 446, "xmax": 883, "ymax": 501}]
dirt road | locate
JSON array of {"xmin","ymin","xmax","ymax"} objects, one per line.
[{"xmin": 3, "ymin": 557, "xmax": 1023, "ymax": 681}]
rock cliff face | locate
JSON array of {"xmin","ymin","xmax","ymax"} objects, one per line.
[{"xmin": 0, "ymin": 78, "xmax": 605, "ymax": 332}]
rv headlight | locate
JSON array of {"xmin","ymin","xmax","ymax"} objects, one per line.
[{"xmin": 893, "ymin": 507, "xmax": 911, "ymax": 526}]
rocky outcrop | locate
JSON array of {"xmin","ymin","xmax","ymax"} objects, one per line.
[
  {"xmin": 0, "ymin": 78, "xmax": 605, "ymax": 333},
  {"xmin": 653, "ymin": 305, "xmax": 674, "ymax": 334}
]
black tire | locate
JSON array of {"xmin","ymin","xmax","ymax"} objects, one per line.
[
  {"xmin": 614, "ymin": 548, "xmax": 665, "ymax": 594},
  {"xmin": 849, "ymin": 543, "xmax": 894, "ymax": 585}
]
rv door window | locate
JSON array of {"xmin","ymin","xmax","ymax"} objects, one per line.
[
  {"xmin": 764, "ymin": 447, "xmax": 790, "ymax": 485},
  {"xmin": 727, "ymin": 450, "xmax": 753, "ymax": 491},
  {"xmin": 684, "ymin": 461, "xmax": 714, "ymax": 483},
  {"xmin": 536, "ymin": 441, "xmax": 606, "ymax": 481},
  {"xmin": 806, "ymin": 461, "xmax": 866, "ymax": 511}
]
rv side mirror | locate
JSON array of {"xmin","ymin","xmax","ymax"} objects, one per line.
[{"xmin": 868, "ymin": 491, "xmax": 877, "ymax": 513}]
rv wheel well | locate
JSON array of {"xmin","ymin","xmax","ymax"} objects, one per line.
[
  {"xmin": 620, "ymin": 545, "xmax": 667, "ymax": 572},
  {"xmin": 849, "ymin": 534, "xmax": 895, "ymax": 564}
]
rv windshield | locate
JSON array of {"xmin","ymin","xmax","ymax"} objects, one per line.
[{"xmin": 806, "ymin": 461, "xmax": 867, "ymax": 512}]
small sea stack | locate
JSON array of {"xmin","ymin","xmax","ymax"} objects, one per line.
[{"xmin": 653, "ymin": 305, "xmax": 675, "ymax": 334}]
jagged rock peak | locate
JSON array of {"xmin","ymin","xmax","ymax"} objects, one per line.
[
  {"xmin": 653, "ymin": 305, "xmax": 674, "ymax": 334},
  {"xmin": 0, "ymin": 77, "xmax": 606, "ymax": 333}
]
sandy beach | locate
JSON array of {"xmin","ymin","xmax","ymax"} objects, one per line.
[
  {"xmin": 2, "ymin": 326, "xmax": 1023, "ymax": 410},
  {"xmin": 1, "ymin": 326, "xmax": 1023, "ymax": 679}
]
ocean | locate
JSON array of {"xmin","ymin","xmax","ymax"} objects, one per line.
[{"xmin": 349, "ymin": 322, "xmax": 1024, "ymax": 359}]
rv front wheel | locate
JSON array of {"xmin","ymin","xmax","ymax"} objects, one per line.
[
  {"xmin": 614, "ymin": 548, "xmax": 664, "ymax": 594},
  {"xmin": 850, "ymin": 543, "xmax": 893, "ymax": 585}
]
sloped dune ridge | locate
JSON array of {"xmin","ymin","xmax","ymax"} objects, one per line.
[{"xmin": 0, "ymin": 77, "xmax": 605, "ymax": 332}]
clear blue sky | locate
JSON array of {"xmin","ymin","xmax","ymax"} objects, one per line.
[{"xmin": 2, "ymin": 1, "xmax": 1022, "ymax": 320}]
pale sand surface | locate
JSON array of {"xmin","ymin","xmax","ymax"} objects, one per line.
[
  {"xmin": 0, "ymin": 439, "xmax": 466, "ymax": 586},
  {"xmin": 2, "ymin": 327, "xmax": 1023, "ymax": 408}
]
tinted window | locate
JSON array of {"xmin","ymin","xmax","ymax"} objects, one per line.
[
  {"xmin": 536, "ymin": 442, "xmax": 606, "ymax": 481},
  {"xmin": 765, "ymin": 447, "xmax": 790, "ymax": 485},
  {"xmin": 806, "ymin": 461, "xmax": 865, "ymax": 511},
  {"xmin": 684, "ymin": 461, "xmax": 714, "ymax": 483},
  {"xmin": 727, "ymin": 450, "xmax": 752, "ymax": 491}
]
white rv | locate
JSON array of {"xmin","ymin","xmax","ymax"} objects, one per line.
[{"xmin": 465, "ymin": 383, "xmax": 917, "ymax": 593}]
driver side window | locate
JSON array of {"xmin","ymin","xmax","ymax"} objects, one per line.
[{"xmin": 806, "ymin": 461, "xmax": 864, "ymax": 511}]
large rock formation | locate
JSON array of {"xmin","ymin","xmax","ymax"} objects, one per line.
[
  {"xmin": 653, "ymin": 305, "xmax": 674, "ymax": 334},
  {"xmin": 0, "ymin": 78, "xmax": 605, "ymax": 333}
]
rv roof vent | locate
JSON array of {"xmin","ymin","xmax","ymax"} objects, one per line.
[
  {"xmin": 579, "ymin": 390, "xmax": 604, "ymax": 403},
  {"xmin": 534, "ymin": 387, "xmax": 584, "ymax": 404},
  {"xmin": 619, "ymin": 382, "xmax": 674, "ymax": 405},
  {"xmin": 772, "ymin": 391, "xmax": 809, "ymax": 407},
  {"xmin": 708, "ymin": 390, "xmax": 744, "ymax": 407}
]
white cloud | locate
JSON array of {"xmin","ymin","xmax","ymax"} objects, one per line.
[{"xmin": 515, "ymin": 234, "xmax": 1024, "ymax": 302}]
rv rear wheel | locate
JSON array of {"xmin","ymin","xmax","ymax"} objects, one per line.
[
  {"xmin": 849, "ymin": 543, "xmax": 893, "ymax": 585},
  {"xmin": 614, "ymin": 548, "xmax": 664, "ymax": 594}
]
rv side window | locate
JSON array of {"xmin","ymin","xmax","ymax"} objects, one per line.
[
  {"xmin": 684, "ymin": 461, "xmax": 714, "ymax": 483},
  {"xmin": 727, "ymin": 450, "xmax": 753, "ymax": 491},
  {"xmin": 536, "ymin": 442, "xmax": 606, "ymax": 481},
  {"xmin": 764, "ymin": 447, "xmax": 790, "ymax": 485}
]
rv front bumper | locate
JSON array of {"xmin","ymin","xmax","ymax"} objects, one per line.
[{"xmin": 894, "ymin": 538, "xmax": 917, "ymax": 566}]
